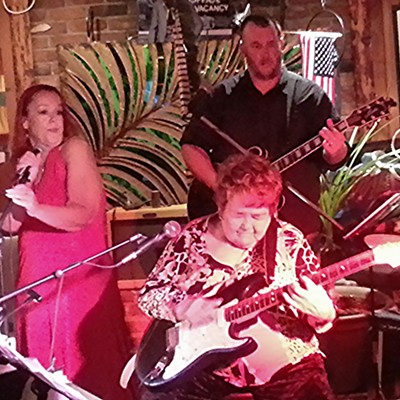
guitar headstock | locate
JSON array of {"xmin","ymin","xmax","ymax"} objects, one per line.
[
  {"xmin": 345, "ymin": 97, "xmax": 397, "ymax": 129},
  {"xmin": 372, "ymin": 241, "xmax": 400, "ymax": 268}
]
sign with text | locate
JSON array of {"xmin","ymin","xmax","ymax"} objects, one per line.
[{"xmin": 189, "ymin": 0, "xmax": 230, "ymax": 16}]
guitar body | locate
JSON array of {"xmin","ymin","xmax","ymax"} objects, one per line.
[
  {"xmin": 136, "ymin": 314, "xmax": 257, "ymax": 390},
  {"xmin": 135, "ymin": 273, "xmax": 265, "ymax": 389},
  {"xmin": 235, "ymin": 312, "xmax": 294, "ymax": 384},
  {"xmin": 152, "ymin": 318, "xmax": 255, "ymax": 389},
  {"xmin": 187, "ymin": 179, "xmax": 217, "ymax": 220},
  {"xmin": 135, "ymin": 241, "xmax": 400, "ymax": 390},
  {"xmin": 135, "ymin": 319, "xmax": 174, "ymax": 386}
]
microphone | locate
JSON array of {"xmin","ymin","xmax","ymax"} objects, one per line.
[
  {"xmin": 16, "ymin": 148, "xmax": 40, "ymax": 185},
  {"xmin": 116, "ymin": 221, "xmax": 181, "ymax": 267}
]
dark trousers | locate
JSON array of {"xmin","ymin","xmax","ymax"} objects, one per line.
[{"xmin": 138, "ymin": 353, "xmax": 335, "ymax": 400}]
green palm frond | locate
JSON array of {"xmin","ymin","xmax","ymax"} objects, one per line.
[
  {"xmin": 283, "ymin": 34, "xmax": 302, "ymax": 73},
  {"xmin": 58, "ymin": 37, "xmax": 252, "ymax": 208},
  {"xmin": 198, "ymin": 35, "xmax": 245, "ymax": 84}
]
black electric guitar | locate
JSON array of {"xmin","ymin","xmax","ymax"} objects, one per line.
[
  {"xmin": 135, "ymin": 241, "xmax": 400, "ymax": 390},
  {"xmin": 187, "ymin": 97, "xmax": 397, "ymax": 220}
]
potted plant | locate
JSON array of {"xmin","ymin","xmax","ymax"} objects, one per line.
[{"xmin": 319, "ymin": 117, "xmax": 400, "ymax": 261}]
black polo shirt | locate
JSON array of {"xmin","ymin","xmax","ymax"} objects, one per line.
[{"xmin": 181, "ymin": 69, "xmax": 339, "ymax": 234}]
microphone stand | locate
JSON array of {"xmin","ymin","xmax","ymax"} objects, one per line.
[
  {"xmin": 0, "ymin": 290, "xmax": 42, "ymax": 329},
  {"xmin": 0, "ymin": 232, "xmax": 146, "ymax": 307},
  {"xmin": 0, "ymin": 231, "xmax": 147, "ymax": 399},
  {"xmin": 0, "ymin": 201, "xmax": 18, "ymax": 336}
]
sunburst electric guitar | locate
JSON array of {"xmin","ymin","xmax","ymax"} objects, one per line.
[{"xmin": 135, "ymin": 241, "xmax": 400, "ymax": 390}]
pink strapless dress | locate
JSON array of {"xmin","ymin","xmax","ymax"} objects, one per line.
[{"xmin": 16, "ymin": 147, "xmax": 135, "ymax": 399}]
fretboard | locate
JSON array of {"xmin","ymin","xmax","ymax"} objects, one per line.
[
  {"xmin": 273, "ymin": 119, "xmax": 349, "ymax": 172},
  {"xmin": 224, "ymin": 248, "xmax": 375, "ymax": 323}
]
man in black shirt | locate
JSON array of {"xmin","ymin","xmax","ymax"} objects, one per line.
[{"xmin": 181, "ymin": 14, "xmax": 348, "ymax": 237}]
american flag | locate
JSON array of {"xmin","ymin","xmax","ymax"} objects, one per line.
[{"xmin": 299, "ymin": 32, "xmax": 339, "ymax": 103}]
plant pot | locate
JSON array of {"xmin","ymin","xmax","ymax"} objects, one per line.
[{"xmin": 318, "ymin": 286, "xmax": 392, "ymax": 395}]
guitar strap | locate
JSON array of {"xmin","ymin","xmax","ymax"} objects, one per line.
[
  {"xmin": 285, "ymin": 71, "xmax": 297, "ymax": 141},
  {"xmin": 262, "ymin": 76, "xmax": 296, "ymax": 285},
  {"xmin": 263, "ymin": 217, "xmax": 279, "ymax": 285}
]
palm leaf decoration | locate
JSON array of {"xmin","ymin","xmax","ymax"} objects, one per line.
[
  {"xmin": 58, "ymin": 29, "xmax": 301, "ymax": 209},
  {"xmin": 58, "ymin": 40, "xmax": 184, "ymax": 208},
  {"xmin": 199, "ymin": 35, "xmax": 244, "ymax": 86},
  {"xmin": 282, "ymin": 33, "xmax": 302, "ymax": 73}
]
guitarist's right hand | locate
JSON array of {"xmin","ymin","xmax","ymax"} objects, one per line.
[{"xmin": 174, "ymin": 295, "xmax": 222, "ymax": 328}]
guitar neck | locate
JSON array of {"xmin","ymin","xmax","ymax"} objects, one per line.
[
  {"xmin": 273, "ymin": 118, "xmax": 349, "ymax": 172},
  {"xmin": 224, "ymin": 248, "xmax": 375, "ymax": 323}
]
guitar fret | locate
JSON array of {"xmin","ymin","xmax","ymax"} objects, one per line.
[
  {"xmin": 275, "ymin": 136, "xmax": 324, "ymax": 172},
  {"xmin": 335, "ymin": 120, "xmax": 348, "ymax": 132},
  {"xmin": 303, "ymin": 143, "xmax": 312, "ymax": 153},
  {"xmin": 280, "ymin": 157, "xmax": 291, "ymax": 168}
]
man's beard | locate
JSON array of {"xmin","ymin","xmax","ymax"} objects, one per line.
[
  {"xmin": 255, "ymin": 66, "xmax": 280, "ymax": 81},
  {"xmin": 248, "ymin": 60, "xmax": 281, "ymax": 81}
]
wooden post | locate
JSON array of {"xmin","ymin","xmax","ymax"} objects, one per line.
[
  {"xmin": 7, "ymin": 0, "xmax": 34, "ymax": 96},
  {"xmin": 347, "ymin": 0, "xmax": 376, "ymax": 104},
  {"xmin": 379, "ymin": 0, "xmax": 400, "ymax": 139},
  {"xmin": 0, "ymin": 49, "xmax": 9, "ymax": 134}
]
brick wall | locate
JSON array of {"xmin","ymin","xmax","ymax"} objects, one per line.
[
  {"xmin": 118, "ymin": 279, "xmax": 152, "ymax": 350},
  {"xmin": 30, "ymin": 0, "xmax": 138, "ymax": 86},
  {"xmin": 27, "ymin": 0, "xmax": 356, "ymax": 116}
]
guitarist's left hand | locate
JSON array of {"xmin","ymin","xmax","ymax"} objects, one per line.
[
  {"xmin": 320, "ymin": 118, "xmax": 348, "ymax": 165},
  {"xmin": 282, "ymin": 276, "xmax": 336, "ymax": 332}
]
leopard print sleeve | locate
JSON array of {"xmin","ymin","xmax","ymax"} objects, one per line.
[
  {"xmin": 280, "ymin": 221, "xmax": 320, "ymax": 275},
  {"xmin": 138, "ymin": 219, "xmax": 207, "ymax": 321}
]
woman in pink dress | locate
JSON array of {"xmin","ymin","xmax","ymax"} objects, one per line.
[{"xmin": 2, "ymin": 84, "xmax": 135, "ymax": 399}]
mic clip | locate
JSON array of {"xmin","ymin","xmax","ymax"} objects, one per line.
[
  {"xmin": 16, "ymin": 166, "xmax": 33, "ymax": 185},
  {"xmin": 15, "ymin": 148, "xmax": 41, "ymax": 185}
]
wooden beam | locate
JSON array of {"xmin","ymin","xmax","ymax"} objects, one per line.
[
  {"xmin": 381, "ymin": 1, "xmax": 400, "ymax": 112},
  {"xmin": 0, "ymin": 49, "xmax": 9, "ymax": 134},
  {"xmin": 347, "ymin": 0, "xmax": 376, "ymax": 104},
  {"xmin": 8, "ymin": 0, "xmax": 33, "ymax": 96}
]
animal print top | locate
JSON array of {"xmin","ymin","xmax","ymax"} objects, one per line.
[{"xmin": 138, "ymin": 215, "xmax": 331, "ymax": 386}]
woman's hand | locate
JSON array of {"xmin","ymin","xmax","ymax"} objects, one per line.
[
  {"xmin": 5, "ymin": 184, "xmax": 39, "ymax": 216},
  {"xmin": 16, "ymin": 150, "xmax": 42, "ymax": 185},
  {"xmin": 283, "ymin": 276, "xmax": 336, "ymax": 324},
  {"xmin": 174, "ymin": 295, "xmax": 222, "ymax": 327}
]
